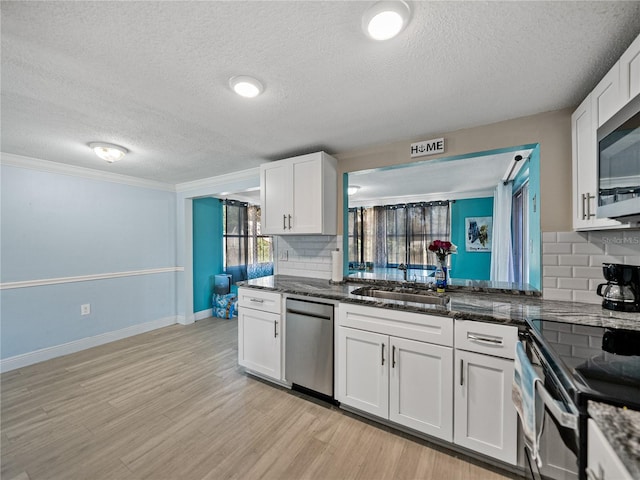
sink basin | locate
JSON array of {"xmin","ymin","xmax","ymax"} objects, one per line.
[{"xmin": 351, "ymin": 286, "xmax": 449, "ymax": 306}]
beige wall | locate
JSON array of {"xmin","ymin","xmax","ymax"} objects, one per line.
[{"xmin": 334, "ymin": 108, "xmax": 573, "ymax": 234}]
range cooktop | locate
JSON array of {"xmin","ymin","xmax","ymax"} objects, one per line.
[{"xmin": 527, "ymin": 319, "xmax": 640, "ymax": 410}]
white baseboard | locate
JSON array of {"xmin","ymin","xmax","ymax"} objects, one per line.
[
  {"xmin": 0, "ymin": 316, "xmax": 178, "ymax": 373},
  {"xmin": 177, "ymin": 314, "xmax": 195, "ymax": 325},
  {"xmin": 194, "ymin": 309, "xmax": 213, "ymax": 321}
]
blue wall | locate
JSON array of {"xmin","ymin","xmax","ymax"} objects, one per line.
[
  {"xmin": 0, "ymin": 164, "xmax": 177, "ymax": 360},
  {"xmin": 528, "ymin": 145, "xmax": 542, "ymax": 290},
  {"xmin": 450, "ymin": 197, "xmax": 493, "ymax": 280},
  {"xmin": 192, "ymin": 198, "xmax": 223, "ymax": 312}
]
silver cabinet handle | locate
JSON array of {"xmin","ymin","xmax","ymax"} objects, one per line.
[
  {"xmin": 249, "ymin": 298, "xmax": 264, "ymax": 303},
  {"xmin": 460, "ymin": 359, "xmax": 464, "ymax": 386},
  {"xmin": 392, "ymin": 345, "xmax": 396, "ymax": 368},
  {"xmin": 467, "ymin": 334, "xmax": 502, "ymax": 345},
  {"xmin": 283, "ymin": 214, "xmax": 287, "ymax": 230},
  {"xmin": 274, "ymin": 320, "xmax": 278, "ymax": 338},
  {"xmin": 381, "ymin": 343, "xmax": 385, "ymax": 366},
  {"xmin": 582, "ymin": 193, "xmax": 587, "ymax": 220},
  {"xmin": 288, "ymin": 214, "xmax": 292, "ymax": 230},
  {"xmin": 587, "ymin": 193, "xmax": 596, "ymax": 218}
]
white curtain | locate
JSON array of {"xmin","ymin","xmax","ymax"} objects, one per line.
[{"xmin": 490, "ymin": 182, "xmax": 515, "ymax": 283}]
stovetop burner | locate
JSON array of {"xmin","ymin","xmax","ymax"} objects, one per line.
[{"xmin": 527, "ymin": 319, "xmax": 640, "ymax": 410}]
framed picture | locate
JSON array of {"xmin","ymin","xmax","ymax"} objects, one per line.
[{"xmin": 465, "ymin": 216, "xmax": 492, "ymax": 252}]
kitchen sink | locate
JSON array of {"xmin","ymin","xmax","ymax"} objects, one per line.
[{"xmin": 350, "ymin": 286, "xmax": 450, "ymax": 306}]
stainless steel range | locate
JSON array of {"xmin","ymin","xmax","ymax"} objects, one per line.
[{"xmin": 520, "ymin": 319, "xmax": 640, "ymax": 480}]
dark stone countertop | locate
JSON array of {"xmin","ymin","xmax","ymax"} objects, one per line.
[
  {"xmin": 588, "ymin": 401, "xmax": 640, "ymax": 478},
  {"xmin": 238, "ymin": 275, "xmax": 640, "ymax": 331}
]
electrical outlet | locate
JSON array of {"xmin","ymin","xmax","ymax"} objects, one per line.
[
  {"xmin": 81, "ymin": 304, "xmax": 91, "ymax": 316},
  {"xmin": 279, "ymin": 250, "xmax": 288, "ymax": 261}
]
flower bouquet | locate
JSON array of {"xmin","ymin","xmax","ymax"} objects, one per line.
[{"xmin": 427, "ymin": 240, "xmax": 457, "ymax": 291}]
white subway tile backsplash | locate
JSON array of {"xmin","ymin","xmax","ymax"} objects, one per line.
[
  {"xmin": 558, "ymin": 254, "xmax": 589, "ymax": 266},
  {"xmin": 544, "ymin": 266, "xmax": 573, "ymax": 277},
  {"xmin": 572, "ymin": 242, "xmax": 605, "ymax": 255},
  {"xmin": 543, "ymin": 288, "xmax": 573, "ymax": 301},
  {"xmin": 573, "ymin": 290, "xmax": 601, "ymax": 305},
  {"xmin": 274, "ymin": 235, "xmax": 340, "ymax": 280},
  {"xmin": 542, "ymin": 230, "xmax": 640, "ymax": 305},
  {"xmin": 543, "ymin": 243, "xmax": 572, "ymax": 254},
  {"xmin": 557, "ymin": 231, "xmax": 588, "ymax": 243},
  {"xmin": 558, "ymin": 277, "xmax": 589, "ymax": 290},
  {"xmin": 572, "ymin": 266, "xmax": 602, "ymax": 278},
  {"xmin": 588, "ymin": 254, "xmax": 619, "ymax": 267}
]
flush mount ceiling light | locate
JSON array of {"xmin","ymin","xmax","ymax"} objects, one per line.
[
  {"xmin": 88, "ymin": 142, "xmax": 128, "ymax": 163},
  {"xmin": 347, "ymin": 185, "xmax": 361, "ymax": 196},
  {"xmin": 362, "ymin": 1, "xmax": 411, "ymax": 41},
  {"xmin": 229, "ymin": 75, "xmax": 264, "ymax": 98}
]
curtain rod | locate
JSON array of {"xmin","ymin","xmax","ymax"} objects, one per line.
[{"xmin": 503, "ymin": 154, "xmax": 529, "ymax": 185}]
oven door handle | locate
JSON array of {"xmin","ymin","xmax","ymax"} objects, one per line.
[{"xmin": 535, "ymin": 380, "xmax": 578, "ymax": 430}]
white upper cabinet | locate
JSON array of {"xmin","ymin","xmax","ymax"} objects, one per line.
[
  {"xmin": 570, "ymin": 36, "xmax": 640, "ymax": 231},
  {"xmin": 592, "ymin": 63, "xmax": 622, "ymax": 128},
  {"xmin": 260, "ymin": 151, "xmax": 337, "ymax": 235},
  {"xmin": 572, "ymin": 94, "xmax": 621, "ymax": 230},
  {"xmin": 620, "ymin": 33, "xmax": 640, "ymax": 105}
]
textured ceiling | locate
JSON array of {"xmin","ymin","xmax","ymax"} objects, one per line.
[{"xmin": 2, "ymin": 1, "xmax": 640, "ymax": 185}]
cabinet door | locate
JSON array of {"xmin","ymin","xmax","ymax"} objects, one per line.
[
  {"xmin": 389, "ymin": 337, "xmax": 453, "ymax": 441},
  {"xmin": 454, "ymin": 350, "xmax": 517, "ymax": 465},
  {"xmin": 587, "ymin": 418, "xmax": 633, "ymax": 480},
  {"xmin": 593, "ymin": 64, "xmax": 622, "ymax": 127},
  {"xmin": 238, "ymin": 307, "xmax": 281, "ymax": 381},
  {"xmin": 261, "ymin": 162, "xmax": 293, "ymax": 234},
  {"xmin": 337, "ymin": 327, "xmax": 389, "ymax": 418},
  {"xmin": 571, "ymin": 96, "xmax": 622, "ymax": 230},
  {"xmin": 291, "ymin": 156, "xmax": 324, "ymax": 234},
  {"xmin": 620, "ymin": 33, "xmax": 640, "ymax": 105}
]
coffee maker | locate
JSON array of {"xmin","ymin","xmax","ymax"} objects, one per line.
[{"xmin": 596, "ymin": 263, "xmax": 640, "ymax": 312}]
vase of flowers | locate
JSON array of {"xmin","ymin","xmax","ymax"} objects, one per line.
[{"xmin": 428, "ymin": 240, "xmax": 457, "ymax": 292}]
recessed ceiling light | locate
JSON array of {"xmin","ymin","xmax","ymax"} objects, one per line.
[
  {"xmin": 362, "ymin": 1, "xmax": 411, "ymax": 41},
  {"xmin": 347, "ymin": 185, "xmax": 361, "ymax": 196},
  {"xmin": 88, "ymin": 142, "xmax": 128, "ymax": 163},
  {"xmin": 229, "ymin": 76, "xmax": 264, "ymax": 98}
]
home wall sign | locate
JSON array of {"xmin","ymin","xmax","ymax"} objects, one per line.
[{"xmin": 410, "ymin": 138, "xmax": 445, "ymax": 158}]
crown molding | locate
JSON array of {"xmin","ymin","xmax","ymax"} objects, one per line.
[
  {"xmin": 175, "ymin": 167, "xmax": 260, "ymax": 194},
  {"xmin": 0, "ymin": 152, "xmax": 176, "ymax": 192}
]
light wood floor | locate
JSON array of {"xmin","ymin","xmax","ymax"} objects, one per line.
[{"xmin": 1, "ymin": 317, "xmax": 519, "ymax": 480}]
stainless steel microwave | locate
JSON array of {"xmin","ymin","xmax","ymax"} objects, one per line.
[{"xmin": 597, "ymin": 92, "xmax": 640, "ymax": 222}]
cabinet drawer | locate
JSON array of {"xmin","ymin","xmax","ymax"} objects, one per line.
[
  {"xmin": 455, "ymin": 320, "xmax": 517, "ymax": 359},
  {"xmin": 339, "ymin": 303, "xmax": 453, "ymax": 347},
  {"xmin": 238, "ymin": 288, "xmax": 282, "ymax": 314}
]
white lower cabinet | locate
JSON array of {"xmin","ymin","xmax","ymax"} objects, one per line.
[
  {"xmin": 338, "ymin": 327, "xmax": 388, "ymax": 418},
  {"xmin": 453, "ymin": 349, "xmax": 517, "ymax": 464},
  {"xmin": 453, "ymin": 320, "xmax": 518, "ymax": 465},
  {"xmin": 389, "ymin": 336, "xmax": 453, "ymax": 439},
  {"xmin": 337, "ymin": 304, "xmax": 454, "ymax": 442},
  {"xmin": 237, "ymin": 288, "xmax": 283, "ymax": 382},
  {"xmin": 587, "ymin": 418, "xmax": 632, "ymax": 480}
]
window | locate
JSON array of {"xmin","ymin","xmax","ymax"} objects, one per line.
[
  {"xmin": 223, "ymin": 201, "xmax": 273, "ymax": 283},
  {"xmin": 349, "ymin": 201, "xmax": 451, "ymax": 273}
]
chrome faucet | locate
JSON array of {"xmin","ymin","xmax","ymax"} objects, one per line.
[{"xmin": 398, "ymin": 263, "xmax": 408, "ymax": 282}]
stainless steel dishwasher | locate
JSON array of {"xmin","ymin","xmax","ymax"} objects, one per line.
[{"xmin": 285, "ymin": 297, "xmax": 335, "ymax": 400}]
